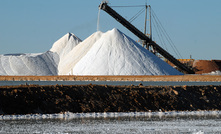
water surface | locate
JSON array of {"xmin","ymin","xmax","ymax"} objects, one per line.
[{"xmin": 0, "ymin": 112, "xmax": 221, "ymax": 133}]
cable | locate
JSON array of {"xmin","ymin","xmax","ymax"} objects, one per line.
[
  {"xmin": 129, "ymin": 7, "xmax": 145, "ymax": 23},
  {"xmin": 112, "ymin": 5, "xmax": 146, "ymax": 23},
  {"xmin": 152, "ymin": 17, "xmax": 168, "ymax": 51},
  {"xmin": 151, "ymin": 8, "xmax": 183, "ymax": 59},
  {"xmin": 111, "ymin": 4, "xmax": 183, "ymax": 59},
  {"xmin": 111, "ymin": 5, "xmax": 146, "ymax": 8},
  {"xmin": 152, "ymin": 9, "xmax": 183, "ymax": 59}
]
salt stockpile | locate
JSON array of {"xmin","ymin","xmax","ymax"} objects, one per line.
[
  {"xmin": 50, "ymin": 33, "xmax": 82, "ymax": 63},
  {"xmin": 0, "ymin": 32, "xmax": 81, "ymax": 76},
  {"xmin": 58, "ymin": 31, "xmax": 103, "ymax": 75},
  {"xmin": 0, "ymin": 52, "xmax": 59, "ymax": 76},
  {"xmin": 61, "ymin": 28, "xmax": 182, "ymax": 75},
  {"xmin": 0, "ymin": 28, "xmax": 182, "ymax": 76}
]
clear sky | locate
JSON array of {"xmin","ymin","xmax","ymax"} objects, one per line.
[{"xmin": 0, "ymin": 0, "xmax": 221, "ymax": 60}]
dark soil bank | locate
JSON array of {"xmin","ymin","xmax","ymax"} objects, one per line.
[{"xmin": 0, "ymin": 84, "xmax": 221, "ymax": 115}]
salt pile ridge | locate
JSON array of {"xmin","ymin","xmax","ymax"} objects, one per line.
[
  {"xmin": 62, "ymin": 28, "xmax": 182, "ymax": 75},
  {"xmin": 58, "ymin": 31, "xmax": 103, "ymax": 75},
  {"xmin": 0, "ymin": 32, "xmax": 81, "ymax": 76},
  {"xmin": 50, "ymin": 33, "xmax": 82, "ymax": 64},
  {"xmin": 0, "ymin": 28, "xmax": 182, "ymax": 76},
  {"xmin": 0, "ymin": 52, "xmax": 59, "ymax": 76}
]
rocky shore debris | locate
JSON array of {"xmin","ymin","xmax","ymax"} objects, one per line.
[{"xmin": 0, "ymin": 84, "xmax": 220, "ymax": 115}]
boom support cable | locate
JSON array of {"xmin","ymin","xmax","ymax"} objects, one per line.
[
  {"xmin": 151, "ymin": 9, "xmax": 183, "ymax": 59},
  {"xmin": 129, "ymin": 7, "xmax": 145, "ymax": 23},
  {"xmin": 99, "ymin": 2, "xmax": 195, "ymax": 73},
  {"xmin": 112, "ymin": 4, "xmax": 183, "ymax": 59},
  {"xmin": 111, "ymin": 5, "xmax": 146, "ymax": 8},
  {"xmin": 152, "ymin": 18, "xmax": 168, "ymax": 51}
]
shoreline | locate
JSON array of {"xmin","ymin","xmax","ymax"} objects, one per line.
[
  {"xmin": 1, "ymin": 75, "xmax": 221, "ymax": 82},
  {"xmin": 1, "ymin": 84, "xmax": 221, "ymax": 115},
  {"xmin": 1, "ymin": 110, "xmax": 221, "ymax": 120}
]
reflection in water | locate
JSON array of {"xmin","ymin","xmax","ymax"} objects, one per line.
[{"xmin": 0, "ymin": 113, "xmax": 221, "ymax": 133}]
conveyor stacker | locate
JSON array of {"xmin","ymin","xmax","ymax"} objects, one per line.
[{"xmin": 99, "ymin": 2, "xmax": 194, "ymax": 74}]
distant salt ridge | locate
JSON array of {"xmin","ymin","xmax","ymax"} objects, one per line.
[
  {"xmin": 0, "ymin": 32, "xmax": 81, "ymax": 76},
  {"xmin": 0, "ymin": 51, "xmax": 59, "ymax": 76},
  {"xmin": 0, "ymin": 28, "xmax": 182, "ymax": 76},
  {"xmin": 64, "ymin": 28, "xmax": 182, "ymax": 75}
]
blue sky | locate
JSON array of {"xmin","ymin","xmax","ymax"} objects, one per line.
[{"xmin": 0, "ymin": 0, "xmax": 221, "ymax": 60}]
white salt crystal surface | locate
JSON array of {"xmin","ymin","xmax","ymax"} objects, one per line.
[
  {"xmin": 67, "ymin": 28, "xmax": 182, "ymax": 75},
  {"xmin": 0, "ymin": 28, "xmax": 183, "ymax": 76},
  {"xmin": 58, "ymin": 31, "xmax": 103, "ymax": 75},
  {"xmin": 0, "ymin": 52, "xmax": 59, "ymax": 76},
  {"xmin": 50, "ymin": 32, "xmax": 82, "ymax": 64}
]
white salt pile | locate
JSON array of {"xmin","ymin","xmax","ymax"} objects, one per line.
[
  {"xmin": 60, "ymin": 28, "xmax": 182, "ymax": 75},
  {"xmin": 58, "ymin": 31, "xmax": 103, "ymax": 75},
  {"xmin": 0, "ymin": 28, "xmax": 183, "ymax": 76},
  {"xmin": 205, "ymin": 70, "xmax": 221, "ymax": 75},
  {"xmin": 0, "ymin": 52, "xmax": 59, "ymax": 76},
  {"xmin": 50, "ymin": 33, "xmax": 82, "ymax": 64},
  {"xmin": 0, "ymin": 32, "xmax": 80, "ymax": 76}
]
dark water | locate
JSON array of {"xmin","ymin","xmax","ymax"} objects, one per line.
[{"xmin": 0, "ymin": 80, "xmax": 221, "ymax": 86}]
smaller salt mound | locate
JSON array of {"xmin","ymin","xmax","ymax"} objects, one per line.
[
  {"xmin": 64, "ymin": 28, "xmax": 182, "ymax": 75},
  {"xmin": 58, "ymin": 31, "xmax": 103, "ymax": 75},
  {"xmin": 206, "ymin": 70, "xmax": 221, "ymax": 75},
  {"xmin": 0, "ymin": 52, "xmax": 59, "ymax": 76},
  {"xmin": 0, "ymin": 32, "xmax": 81, "ymax": 76},
  {"xmin": 50, "ymin": 33, "xmax": 81, "ymax": 62}
]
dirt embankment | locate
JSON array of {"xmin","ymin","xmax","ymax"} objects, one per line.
[
  {"xmin": 0, "ymin": 84, "xmax": 221, "ymax": 115},
  {"xmin": 193, "ymin": 60, "xmax": 221, "ymax": 74},
  {"xmin": 1, "ymin": 75, "xmax": 221, "ymax": 81}
]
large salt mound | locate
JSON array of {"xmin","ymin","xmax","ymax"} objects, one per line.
[
  {"xmin": 0, "ymin": 52, "xmax": 59, "ymax": 76},
  {"xmin": 62, "ymin": 28, "xmax": 182, "ymax": 75}
]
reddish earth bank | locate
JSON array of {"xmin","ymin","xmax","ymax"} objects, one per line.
[
  {"xmin": 0, "ymin": 84, "xmax": 221, "ymax": 115},
  {"xmin": 193, "ymin": 60, "xmax": 221, "ymax": 74},
  {"xmin": 1, "ymin": 75, "xmax": 221, "ymax": 81}
]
